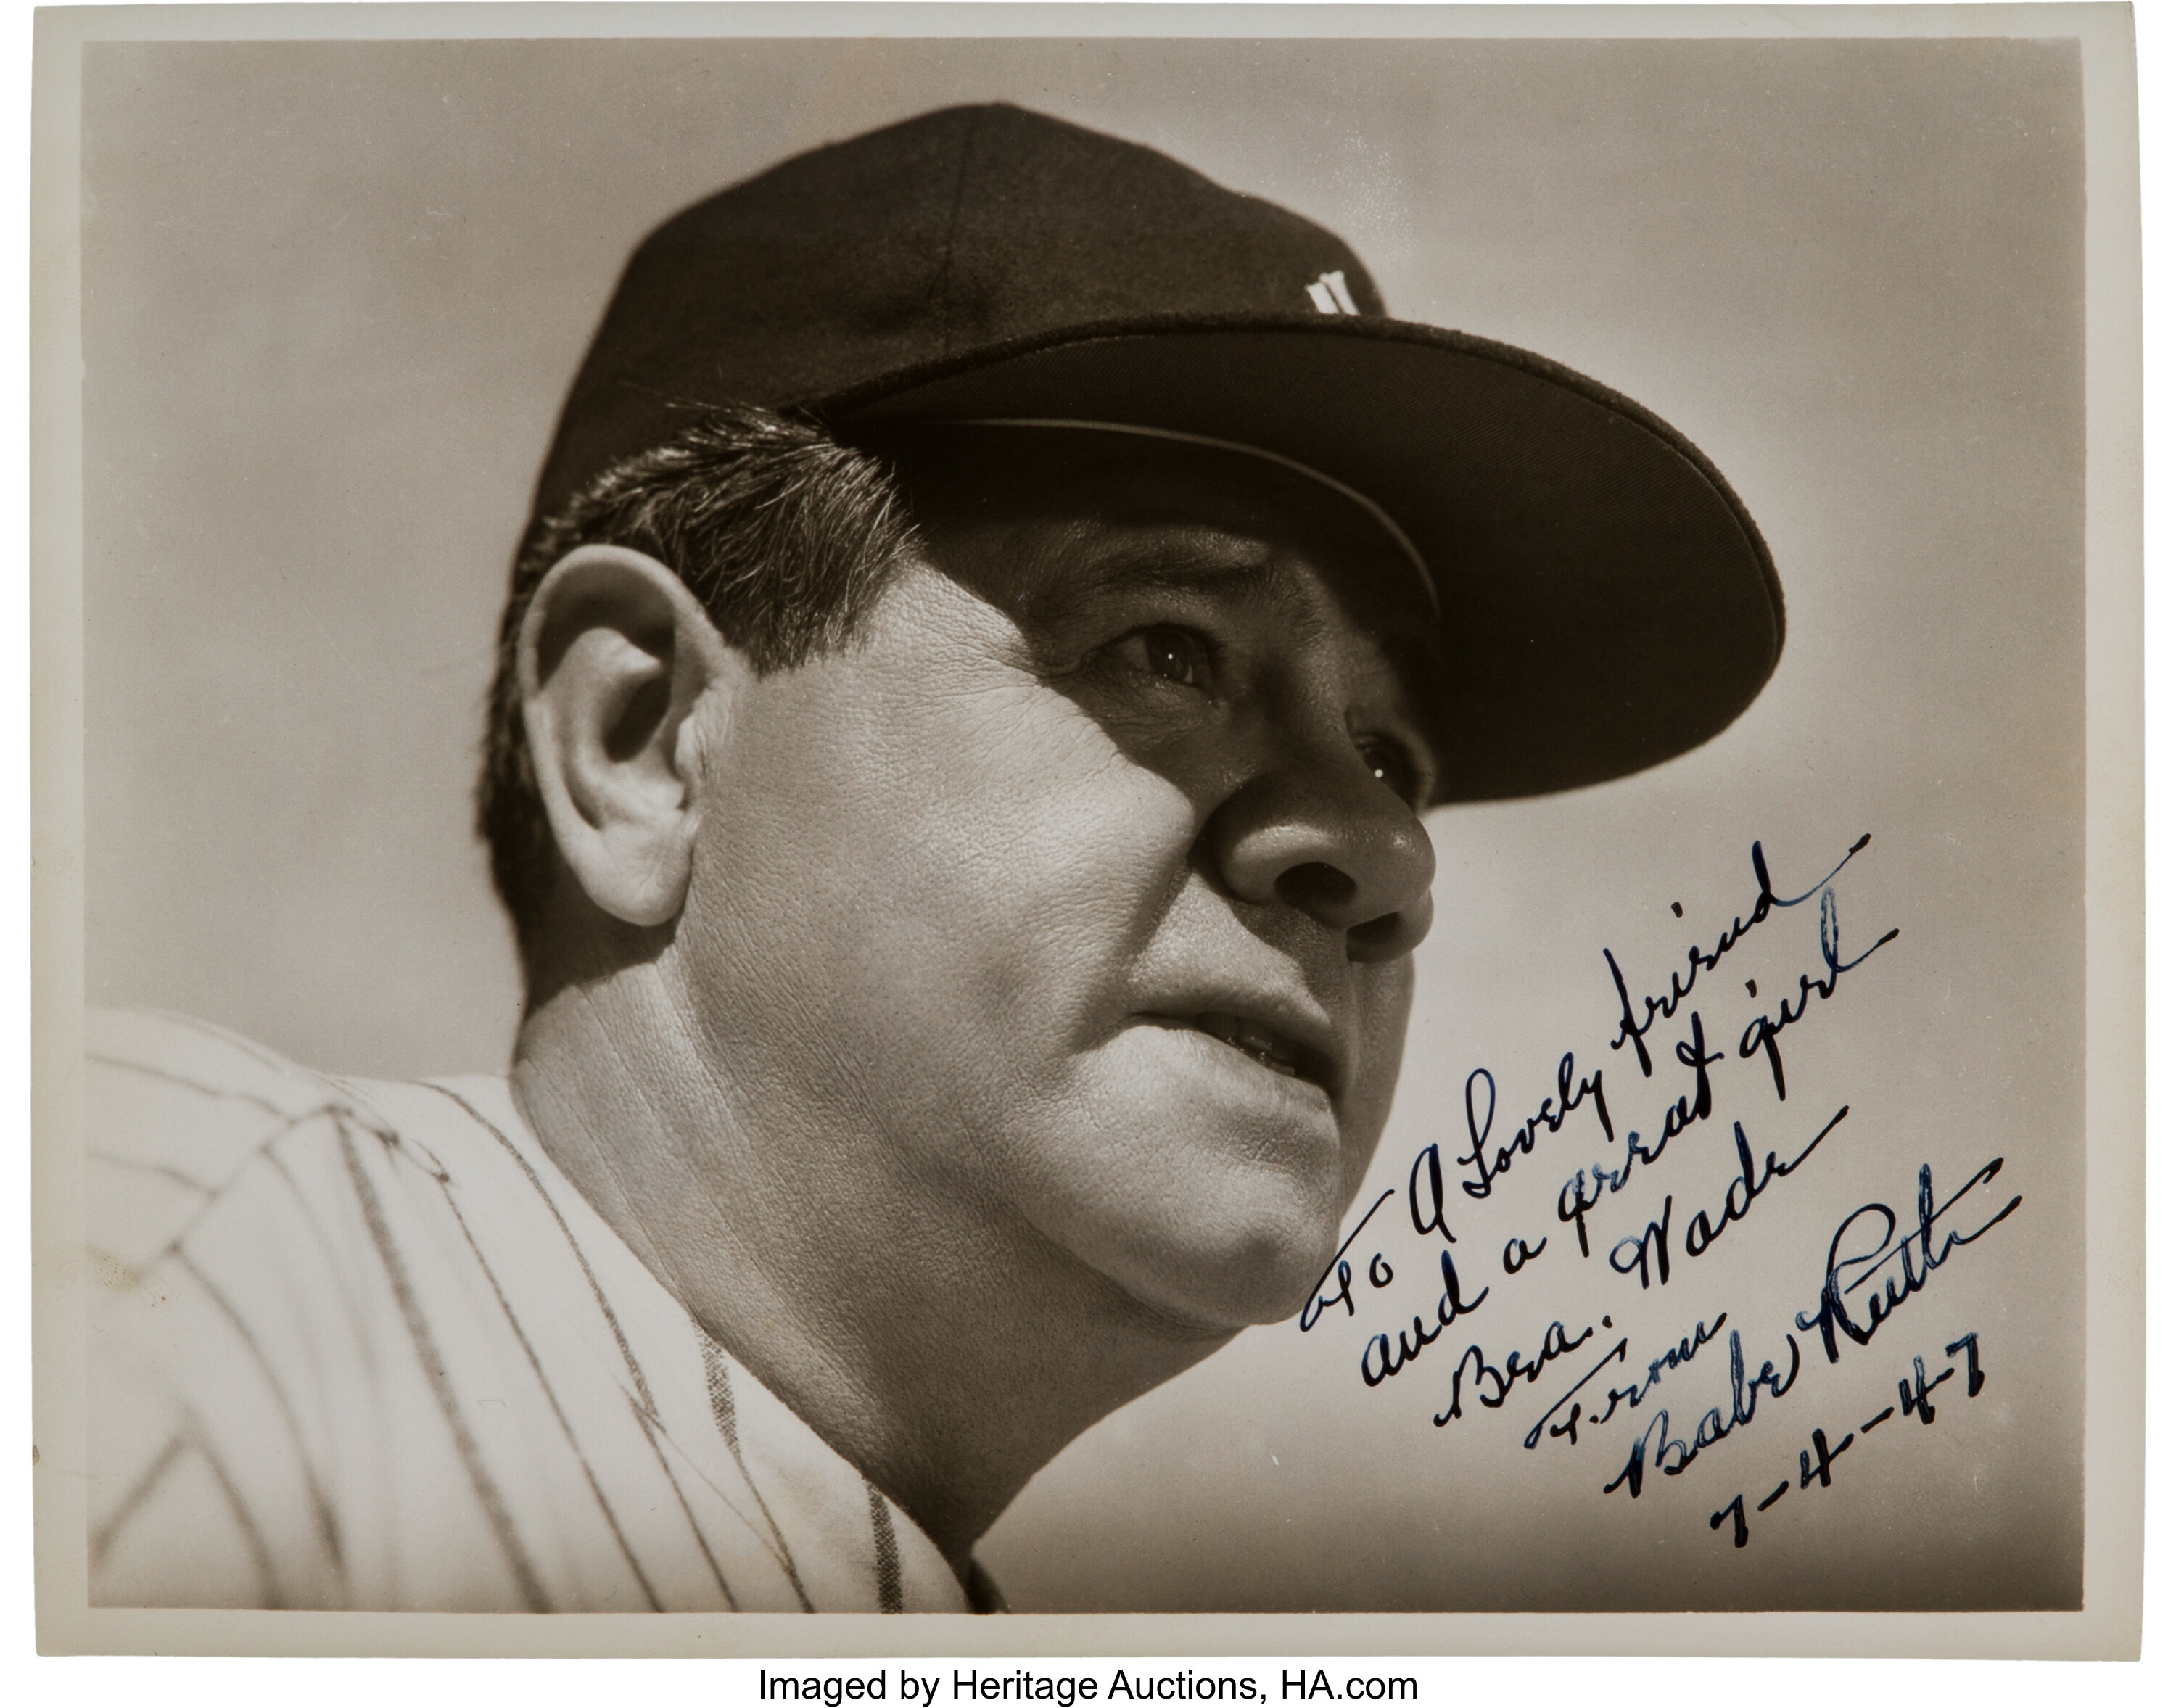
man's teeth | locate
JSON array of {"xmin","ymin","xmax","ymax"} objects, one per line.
[{"xmin": 1197, "ymin": 1012, "xmax": 1301, "ymax": 1076}]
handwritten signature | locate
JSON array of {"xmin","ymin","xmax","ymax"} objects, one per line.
[{"xmin": 1291, "ymin": 828, "xmax": 2019, "ymax": 1548}]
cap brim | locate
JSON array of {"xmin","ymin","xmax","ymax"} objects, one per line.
[{"xmin": 818, "ymin": 315, "xmax": 1782, "ymax": 806}]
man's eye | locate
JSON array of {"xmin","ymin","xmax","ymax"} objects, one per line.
[
  {"xmin": 1357, "ymin": 736, "xmax": 1423, "ymax": 806},
  {"xmin": 1116, "ymin": 625, "xmax": 1212, "ymax": 688}
]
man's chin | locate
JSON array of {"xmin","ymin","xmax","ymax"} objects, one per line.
[
  {"xmin": 1118, "ymin": 1248, "xmax": 1332, "ymax": 1335},
  {"xmin": 1010, "ymin": 1026, "xmax": 1367, "ymax": 1328},
  {"xmin": 1073, "ymin": 1190, "xmax": 1346, "ymax": 1334}
]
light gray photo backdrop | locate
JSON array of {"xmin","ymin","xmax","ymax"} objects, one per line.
[{"xmin": 46, "ymin": 6, "xmax": 2144, "ymax": 1646}]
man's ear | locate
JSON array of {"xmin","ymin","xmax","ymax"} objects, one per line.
[{"xmin": 518, "ymin": 545, "xmax": 743, "ymax": 928}]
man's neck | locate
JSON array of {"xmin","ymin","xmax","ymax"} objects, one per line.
[{"xmin": 508, "ymin": 955, "xmax": 1233, "ymax": 1574}]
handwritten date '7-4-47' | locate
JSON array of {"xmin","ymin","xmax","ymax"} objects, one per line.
[{"xmin": 1707, "ymin": 1333, "xmax": 1987, "ymax": 1547}]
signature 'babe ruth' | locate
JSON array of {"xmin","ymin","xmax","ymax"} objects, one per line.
[{"xmin": 86, "ymin": 106, "xmax": 1782, "ymax": 1611}]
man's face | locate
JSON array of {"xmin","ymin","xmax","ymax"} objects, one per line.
[{"xmin": 670, "ymin": 432, "xmax": 1441, "ymax": 1331}]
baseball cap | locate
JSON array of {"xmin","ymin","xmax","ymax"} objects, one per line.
[{"xmin": 535, "ymin": 102, "xmax": 1784, "ymax": 805}]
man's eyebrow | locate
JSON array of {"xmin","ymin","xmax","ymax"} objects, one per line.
[{"xmin": 1048, "ymin": 532, "xmax": 1304, "ymax": 603}]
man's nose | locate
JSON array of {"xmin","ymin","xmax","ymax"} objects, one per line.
[{"xmin": 1205, "ymin": 755, "xmax": 1436, "ymax": 962}]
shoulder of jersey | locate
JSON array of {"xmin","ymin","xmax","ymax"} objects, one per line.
[{"xmin": 85, "ymin": 1008, "xmax": 389, "ymax": 1269}]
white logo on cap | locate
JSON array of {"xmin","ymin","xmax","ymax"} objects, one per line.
[{"xmin": 1305, "ymin": 269, "xmax": 1360, "ymax": 315}]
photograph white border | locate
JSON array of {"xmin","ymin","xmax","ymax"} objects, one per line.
[{"xmin": 25, "ymin": 1, "xmax": 2147, "ymax": 1663}]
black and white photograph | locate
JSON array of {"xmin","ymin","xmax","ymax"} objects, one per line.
[{"xmin": 30, "ymin": 1, "xmax": 2146, "ymax": 1655}]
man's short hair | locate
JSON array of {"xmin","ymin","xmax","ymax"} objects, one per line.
[{"xmin": 477, "ymin": 403, "xmax": 919, "ymax": 960}]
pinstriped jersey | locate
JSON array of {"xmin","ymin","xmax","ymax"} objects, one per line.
[{"xmin": 85, "ymin": 1008, "xmax": 989, "ymax": 1613}]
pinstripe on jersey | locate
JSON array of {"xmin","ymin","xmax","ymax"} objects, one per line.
[{"xmin": 86, "ymin": 1009, "xmax": 976, "ymax": 1612}]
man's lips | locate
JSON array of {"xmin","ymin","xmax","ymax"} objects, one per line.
[{"xmin": 1141, "ymin": 1010, "xmax": 1341, "ymax": 1096}]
